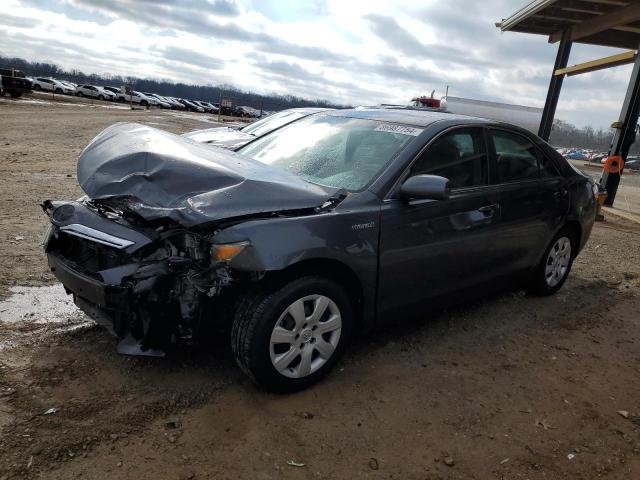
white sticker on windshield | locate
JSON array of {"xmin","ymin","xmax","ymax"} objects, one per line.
[{"xmin": 374, "ymin": 123, "xmax": 423, "ymax": 136}]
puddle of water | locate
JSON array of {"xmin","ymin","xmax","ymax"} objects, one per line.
[{"xmin": 0, "ymin": 285, "xmax": 82, "ymax": 323}]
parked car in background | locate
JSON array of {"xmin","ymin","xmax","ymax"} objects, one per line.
[
  {"xmin": 42, "ymin": 108, "xmax": 598, "ymax": 391},
  {"xmin": 178, "ymin": 98, "xmax": 205, "ymax": 112},
  {"xmin": 625, "ymin": 157, "xmax": 640, "ymax": 170},
  {"xmin": 97, "ymin": 86, "xmax": 116, "ymax": 101},
  {"xmin": 565, "ymin": 150, "xmax": 588, "ymax": 161},
  {"xmin": 103, "ymin": 86, "xmax": 121, "ymax": 97},
  {"xmin": 192, "ymin": 100, "xmax": 216, "ymax": 113},
  {"xmin": 161, "ymin": 96, "xmax": 186, "ymax": 110},
  {"xmin": 115, "ymin": 89, "xmax": 150, "ymax": 106},
  {"xmin": 31, "ymin": 77, "xmax": 75, "ymax": 95},
  {"xmin": 59, "ymin": 81, "xmax": 77, "ymax": 95},
  {"xmin": 237, "ymin": 105, "xmax": 261, "ymax": 118},
  {"xmin": 201, "ymin": 101, "xmax": 219, "ymax": 113},
  {"xmin": 76, "ymin": 84, "xmax": 111, "ymax": 100},
  {"xmin": 143, "ymin": 93, "xmax": 172, "ymax": 109},
  {"xmin": 183, "ymin": 107, "xmax": 330, "ymax": 149},
  {"xmin": 0, "ymin": 68, "xmax": 32, "ymax": 98}
]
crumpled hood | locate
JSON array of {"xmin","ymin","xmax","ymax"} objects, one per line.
[{"xmin": 77, "ymin": 123, "xmax": 339, "ymax": 227}]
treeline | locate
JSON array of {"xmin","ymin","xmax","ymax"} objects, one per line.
[
  {"xmin": 0, "ymin": 55, "xmax": 345, "ymax": 111},
  {"xmin": 549, "ymin": 119, "xmax": 639, "ymax": 155}
]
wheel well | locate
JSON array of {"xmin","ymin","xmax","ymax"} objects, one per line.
[
  {"xmin": 263, "ymin": 259, "xmax": 364, "ymax": 323},
  {"xmin": 562, "ymin": 220, "xmax": 582, "ymax": 256}
]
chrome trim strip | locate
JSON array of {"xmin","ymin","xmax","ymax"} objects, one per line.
[{"xmin": 60, "ymin": 224, "xmax": 135, "ymax": 249}]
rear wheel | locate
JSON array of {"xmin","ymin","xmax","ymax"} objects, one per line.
[
  {"xmin": 98, "ymin": 94, "xmax": 104, "ymax": 100},
  {"xmin": 33, "ymin": 84, "xmax": 41, "ymax": 91},
  {"xmin": 232, "ymin": 276, "xmax": 352, "ymax": 392},
  {"xmin": 77, "ymin": 91, "xmax": 83, "ymax": 97},
  {"xmin": 529, "ymin": 228, "xmax": 575, "ymax": 296},
  {"xmin": 55, "ymin": 88, "xmax": 62, "ymax": 94}
]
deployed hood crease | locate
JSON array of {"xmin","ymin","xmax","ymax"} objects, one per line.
[{"xmin": 77, "ymin": 123, "xmax": 339, "ymax": 227}]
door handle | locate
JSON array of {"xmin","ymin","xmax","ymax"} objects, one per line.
[
  {"xmin": 553, "ymin": 189, "xmax": 568, "ymax": 199},
  {"xmin": 478, "ymin": 204, "xmax": 499, "ymax": 215}
]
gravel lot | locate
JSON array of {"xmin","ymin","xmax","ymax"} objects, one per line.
[{"xmin": 1, "ymin": 96, "xmax": 639, "ymax": 480}]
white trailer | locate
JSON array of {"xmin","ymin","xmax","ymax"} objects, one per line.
[{"xmin": 439, "ymin": 96, "xmax": 543, "ymax": 133}]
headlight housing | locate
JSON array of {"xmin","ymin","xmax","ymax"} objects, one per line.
[{"xmin": 211, "ymin": 242, "xmax": 249, "ymax": 262}]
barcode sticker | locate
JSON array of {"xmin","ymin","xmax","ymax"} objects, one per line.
[{"xmin": 374, "ymin": 123, "xmax": 423, "ymax": 136}]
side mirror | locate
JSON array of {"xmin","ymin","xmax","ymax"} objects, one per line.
[{"xmin": 399, "ymin": 174, "xmax": 451, "ymax": 200}]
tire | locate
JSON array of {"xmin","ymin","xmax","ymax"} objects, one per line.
[
  {"xmin": 33, "ymin": 84, "xmax": 41, "ymax": 91},
  {"xmin": 232, "ymin": 276, "xmax": 353, "ymax": 392},
  {"xmin": 9, "ymin": 91, "xmax": 21, "ymax": 98},
  {"xmin": 116, "ymin": 97, "xmax": 124, "ymax": 103},
  {"xmin": 77, "ymin": 91, "xmax": 83, "ymax": 97},
  {"xmin": 98, "ymin": 95, "xmax": 104, "ymax": 100},
  {"xmin": 55, "ymin": 88, "xmax": 62, "ymax": 94},
  {"xmin": 140, "ymin": 100, "xmax": 148, "ymax": 106},
  {"xmin": 529, "ymin": 227, "xmax": 576, "ymax": 296}
]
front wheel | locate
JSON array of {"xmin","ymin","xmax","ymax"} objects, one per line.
[
  {"xmin": 232, "ymin": 276, "xmax": 352, "ymax": 392},
  {"xmin": 529, "ymin": 228, "xmax": 575, "ymax": 296}
]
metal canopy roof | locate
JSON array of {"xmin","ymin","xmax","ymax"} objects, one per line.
[{"xmin": 497, "ymin": 0, "xmax": 640, "ymax": 50}]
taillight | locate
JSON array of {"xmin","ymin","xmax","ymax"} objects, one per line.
[{"xmin": 591, "ymin": 182, "xmax": 598, "ymax": 199}]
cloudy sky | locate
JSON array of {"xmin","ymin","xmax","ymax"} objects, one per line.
[{"xmin": 0, "ymin": 0, "xmax": 634, "ymax": 128}]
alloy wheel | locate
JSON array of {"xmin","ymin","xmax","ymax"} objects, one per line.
[
  {"xmin": 545, "ymin": 236, "xmax": 571, "ymax": 287},
  {"xmin": 269, "ymin": 295, "xmax": 342, "ymax": 379}
]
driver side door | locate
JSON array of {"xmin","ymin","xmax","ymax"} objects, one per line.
[{"xmin": 377, "ymin": 127, "xmax": 501, "ymax": 320}]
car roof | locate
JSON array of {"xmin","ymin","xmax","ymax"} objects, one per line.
[
  {"xmin": 323, "ymin": 107, "xmax": 493, "ymax": 128},
  {"xmin": 283, "ymin": 107, "xmax": 333, "ymax": 114}
]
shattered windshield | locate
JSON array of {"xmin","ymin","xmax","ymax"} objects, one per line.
[
  {"xmin": 241, "ymin": 110, "xmax": 309, "ymax": 137},
  {"xmin": 238, "ymin": 115, "xmax": 419, "ymax": 191}
]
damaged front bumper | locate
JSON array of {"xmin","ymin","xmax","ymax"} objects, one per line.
[{"xmin": 42, "ymin": 200, "xmax": 237, "ymax": 355}]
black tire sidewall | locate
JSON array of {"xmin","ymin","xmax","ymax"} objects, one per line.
[
  {"xmin": 531, "ymin": 228, "xmax": 576, "ymax": 296},
  {"xmin": 237, "ymin": 276, "xmax": 353, "ymax": 392}
]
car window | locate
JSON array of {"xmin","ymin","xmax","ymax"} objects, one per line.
[
  {"xmin": 410, "ymin": 128, "xmax": 488, "ymax": 189},
  {"xmin": 539, "ymin": 153, "xmax": 560, "ymax": 177},
  {"xmin": 238, "ymin": 115, "xmax": 417, "ymax": 191},
  {"xmin": 491, "ymin": 130, "xmax": 540, "ymax": 183}
]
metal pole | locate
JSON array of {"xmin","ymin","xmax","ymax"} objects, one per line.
[
  {"xmin": 538, "ymin": 30, "xmax": 573, "ymax": 141},
  {"xmin": 602, "ymin": 40, "xmax": 640, "ymax": 206},
  {"xmin": 217, "ymin": 89, "xmax": 222, "ymax": 123}
]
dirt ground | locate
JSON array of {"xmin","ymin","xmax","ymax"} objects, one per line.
[{"xmin": 1, "ymin": 96, "xmax": 640, "ymax": 480}]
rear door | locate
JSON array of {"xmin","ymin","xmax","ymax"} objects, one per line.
[
  {"xmin": 486, "ymin": 128, "xmax": 570, "ymax": 276},
  {"xmin": 377, "ymin": 127, "xmax": 501, "ymax": 319}
]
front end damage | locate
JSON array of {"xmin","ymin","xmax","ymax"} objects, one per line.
[
  {"xmin": 42, "ymin": 123, "xmax": 342, "ymax": 355},
  {"xmin": 42, "ymin": 199, "xmax": 248, "ymax": 355}
]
